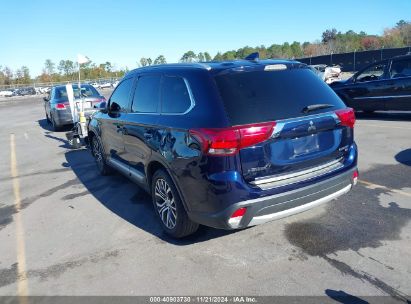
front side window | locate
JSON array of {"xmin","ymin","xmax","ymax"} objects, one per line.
[
  {"xmin": 356, "ymin": 62, "xmax": 386, "ymax": 82},
  {"xmin": 109, "ymin": 77, "xmax": 133, "ymax": 112},
  {"xmin": 390, "ymin": 59, "xmax": 411, "ymax": 78},
  {"xmin": 131, "ymin": 75, "xmax": 161, "ymax": 113},
  {"xmin": 161, "ymin": 76, "xmax": 192, "ymax": 113}
]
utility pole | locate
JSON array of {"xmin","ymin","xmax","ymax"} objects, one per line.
[{"xmin": 353, "ymin": 50, "xmax": 356, "ymax": 72}]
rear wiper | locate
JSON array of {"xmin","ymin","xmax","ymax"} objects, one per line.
[{"xmin": 302, "ymin": 104, "xmax": 334, "ymax": 114}]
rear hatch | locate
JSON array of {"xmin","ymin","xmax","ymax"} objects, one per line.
[
  {"xmin": 55, "ymin": 85, "xmax": 105, "ymax": 112},
  {"xmin": 73, "ymin": 85, "xmax": 104, "ymax": 110},
  {"xmin": 214, "ymin": 63, "xmax": 355, "ymax": 188}
]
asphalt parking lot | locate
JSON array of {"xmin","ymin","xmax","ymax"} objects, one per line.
[{"xmin": 0, "ymin": 93, "xmax": 410, "ymax": 302}]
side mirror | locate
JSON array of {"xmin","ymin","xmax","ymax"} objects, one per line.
[{"xmin": 109, "ymin": 101, "xmax": 120, "ymax": 112}]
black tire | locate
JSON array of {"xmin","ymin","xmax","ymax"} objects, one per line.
[
  {"xmin": 51, "ymin": 114, "xmax": 62, "ymax": 131},
  {"xmin": 151, "ymin": 169, "xmax": 199, "ymax": 238},
  {"xmin": 91, "ymin": 135, "xmax": 112, "ymax": 175}
]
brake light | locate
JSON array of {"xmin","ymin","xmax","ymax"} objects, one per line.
[
  {"xmin": 228, "ymin": 207, "xmax": 247, "ymax": 228},
  {"xmin": 190, "ymin": 122, "xmax": 276, "ymax": 156},
  {"xmin": 231, "ymin": 208, "xmax": 247, "ymax": 218},
  {"xmin": 352, "ymin": 170, "xmax": 359, "ymax": 185},
  {"xmin": 55, "ymin": 103, "xmax": 66, "ymax": 110},
  {"xmin": 336, "ymin": 108, "xmax": 355, "ymax": 128}
]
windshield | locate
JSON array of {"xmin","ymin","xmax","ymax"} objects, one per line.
[{"xmin": 214, "ymin": 67, "xmax": 345, "ymax": 125}]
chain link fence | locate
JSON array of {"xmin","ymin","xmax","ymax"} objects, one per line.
[
  {"xmin": 297, "ymin": 46, "xmax": 411, "ymax": 72},
  {"xmin": 0, "ymin": 77, "xmax": 120, "ymax": 92}
]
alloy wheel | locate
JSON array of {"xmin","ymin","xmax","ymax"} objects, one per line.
[
  {"xmin": 154, "ymin": 178, "xmax": 177, "ymax": 229},
  {"xmin": 92, "ymin": 137, "xmax": 103, "ymax": 170}
]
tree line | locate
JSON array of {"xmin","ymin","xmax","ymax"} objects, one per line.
[
  {"xmin": 1, "ymin": 20, "xmax": 410, "ymax": 87},
  {"xmin": 140, "ymin": 20, "xmax": 410, "ymax": 63}
]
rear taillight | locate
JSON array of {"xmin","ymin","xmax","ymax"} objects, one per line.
[
  {"xmin": 352, "ymin": 170, "xmax": 359, "ymax": 185},
  {"xmin": 190, "ymin": 122, "xmax": 276, "ymax": 156},
  {"xmin": 336, "ymin": 108, "xmax": 355, "ymax": 128},
  {"xmin": 228, "ymin": 207, "xmax": 247, "ymax": 228},
  {"xmin": 55, "ymin": 103, "xmax": 67, "ymax": 110}
]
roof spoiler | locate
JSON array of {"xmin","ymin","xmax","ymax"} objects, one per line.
[{"xmin": 245, "ymin": 52, "xmax": 259, "ymax": 61}]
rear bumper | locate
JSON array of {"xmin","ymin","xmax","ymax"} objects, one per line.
[
  {"xmin": 54, "ymin": 110, "xmax": 73, "ymax": 126},
  {"xmin": 187, "ymin": 167, "xmax": 357, "ymax": 230}
]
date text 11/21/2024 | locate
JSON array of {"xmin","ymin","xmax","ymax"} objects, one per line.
[{"xmin": 149, "ymin": 296, "xmax": 257, "ymax": 303}]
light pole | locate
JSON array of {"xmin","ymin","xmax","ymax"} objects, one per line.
[{"xmin": 353, "ymin": 49, "xmax": 356, "ymax": 72}]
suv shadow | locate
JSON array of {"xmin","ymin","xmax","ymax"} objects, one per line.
[{"xmin": 64, "ymin": 148, "xmax": 237, "ymax": 245}]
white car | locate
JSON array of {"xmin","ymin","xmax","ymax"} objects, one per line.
[
  {"xmin": 90, "ymin": 82, "xmax": 100, "ymax": 89},
  {"xmin": 99, "ymin": 81, "xmax": 113, "ymax": 89},
  {"xmin": 39, "ymin": 87, "xmax": 51, "ymax": 94},
  {"xmin": 309, "ymin": 64, "xmax": 341, "ymax": 84},
  {"xmin": 0, "ymin": 90, "xmax": 14, "ymax": 97}
]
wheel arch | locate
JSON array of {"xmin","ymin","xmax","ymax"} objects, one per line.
[{"xmin": 146, "ymin": 159, "xmax": 191, "ymax": 212}]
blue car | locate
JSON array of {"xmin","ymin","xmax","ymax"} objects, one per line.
[{"xmin": 88, "ymin": 58, "xmax": 358, "ymax": 238}]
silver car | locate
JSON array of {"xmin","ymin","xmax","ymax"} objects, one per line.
[{"xmin": 44, "ymin": 84, "xmax": 106, "ymax": 131}]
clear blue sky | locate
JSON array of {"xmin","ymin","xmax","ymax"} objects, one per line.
[{"xmin": 1, "ymin": 0, "xmax": 410, "ymax": 76}]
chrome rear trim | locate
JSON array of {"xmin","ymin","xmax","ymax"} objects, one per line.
[
  {"xmin": 248, "ymin": 184, "xmax": 351, "ymax": 226},
  {"xmin": 251, "ymin": 158, "xmax": 344, "ymax": 188},
  {"xmin": 271, "ymin": 111, "xmax": 340, "ymax": 138}
]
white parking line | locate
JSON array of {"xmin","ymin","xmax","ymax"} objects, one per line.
[{"xmin": 359, "ymin": 179, "xmax": 411, "ymax": 198}]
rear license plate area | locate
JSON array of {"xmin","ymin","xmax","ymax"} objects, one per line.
[{"xmin": 292, "ymin": 135, "xmax": 320, "ymax": 156}]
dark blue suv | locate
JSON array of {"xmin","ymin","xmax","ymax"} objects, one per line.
[{"xmin": 88, "ymin": 59, "xmax": 358, "ymax": 238}]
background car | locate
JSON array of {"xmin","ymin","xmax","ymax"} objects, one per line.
[
  {"xmin": 44, "ymin": 83, "xmax": 106, "ymax": 131},
  {"xmin": 330, "ymin": 54, "xmax": 411, "ymax": 113},
  {"xmin": 90, "ymin": 82, "xmax": 100, "ymax": 89},
  {"xmin": 0, "ymin": 90, "xmax": 14, "ymax": 97},
  {"xmin": 13, "ymin": 87, "xmax": 36, "ymax": 96},
  {"xmin": 99, "ymin": 81, "xmax": 113, "ymax": 89}
]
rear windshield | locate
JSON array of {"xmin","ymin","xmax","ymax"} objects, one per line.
[
  {"xmin": 55, "ymin": 85, "xmax": 99, "ymax": 99},
  {"xmin": 214, "ymin": 67, "xmax": 345, "ymax": 125}
]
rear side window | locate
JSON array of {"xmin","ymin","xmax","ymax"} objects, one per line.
[
  {"xmin": 215, "ymin": 67, "xmax": 345, "ymax": 125},
  {"xmin": 390, "ymin": 59, "xmax": 411, "ymax": 78},
  {"xmin": 161, "ymin": 76, "xmax": 192, "ymax": 113},
  {"xmin": 109, "ymin": 77, "xmax": 133, "ymax": 112},
  {"xmin": 132, "ymin": 75, "xmax": 161, "ymax": 113},
  {"xmin": 55, "ymin": 87, "xmax": 68, "ymax": 99}
]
